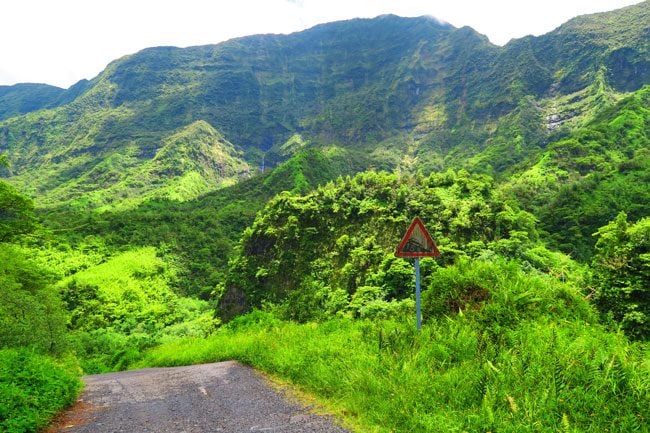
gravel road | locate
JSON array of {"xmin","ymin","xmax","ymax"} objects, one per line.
[{"xmin": 47, "ymin": 361, "xmax": 350, "ymax": 433}]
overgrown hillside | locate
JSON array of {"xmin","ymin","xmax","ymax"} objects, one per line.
[
  {"xmin": 502, "ymin": 85, "xmax": 650, "ymax": 259},
  {"xmin": 43, "ymin": 147, "xmax": 361, "ymax": 299},
  {"xmin": 220, "ymin": 170, "xmax": 548, "ymax": 320}
]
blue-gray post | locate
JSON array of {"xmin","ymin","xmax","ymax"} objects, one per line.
[{"xmin": 415, "ymin": 258, "xmax": 421, "ymax": 331}]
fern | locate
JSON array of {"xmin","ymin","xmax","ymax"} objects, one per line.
[
  {"xmin": 561, "ymin": 413, "xmax": 571, "ymax": 433},
  {"xmin": 553, "ymin": 355, "xmax": 567, "ymax": 396},
  {"xmin": 506, "ymin": 395, "xmax": 519, "ymax": 414},
  {"xmin": 610, "ymin": 357, "xmax": 628, "ymax": 395},
  {"xmin": 474, "ymin": 371, "xmax": 489, "ymax": 404}
]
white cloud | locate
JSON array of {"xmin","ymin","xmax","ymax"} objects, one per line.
[{"xmin": 0, "ymin": 0, "xmax": 643, "ymax": 88}]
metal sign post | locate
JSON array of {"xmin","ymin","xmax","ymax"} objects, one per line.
[
  {"xmin": 396, "ymin": 217, "xmax": 440, "ymax": 331},
  {"xmin": 415, "ymin": 257, "xmax": 421, "ymax": 330}
]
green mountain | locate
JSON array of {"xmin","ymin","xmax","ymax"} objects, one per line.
[
  {"xmin": 0, "ymin": 84, "xmax": 64, "ymax": 120},
  {"xmin": 0, "ymin": 80, "xmax": 91, "ymax": 121},
  {"xmin": 1, "ymin": 2, "xmax": 648, "ymax": 213}
]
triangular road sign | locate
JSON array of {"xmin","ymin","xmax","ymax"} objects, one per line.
[{"xmin": 396, "ymin": 217, "xmax": 441, "ymax": 258}]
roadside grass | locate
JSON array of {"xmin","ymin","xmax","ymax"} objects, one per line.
[
  {"xmin": 0, "ymin": 349, "xmax": 82, "ymax": 433},
  {"xmin": 136, "ymin": 259, "xmax": 650, "ymax": 432},
  {"xmin": 137, "ymin": 314, "xmax": 648, "ymax": 432}
]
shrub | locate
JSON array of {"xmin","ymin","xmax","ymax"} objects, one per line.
[
  {"xmin": 592, "ymin": 213, "xmax": 650, "ymax": 339},
  {"xmin": 422, "ymin": 257, "xmax": 596, "ymax": 330},
  {"xmin": 0, "ymin": 349, "xmax": 81, "ymax": 433}
]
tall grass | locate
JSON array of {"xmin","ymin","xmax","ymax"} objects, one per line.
[
  {"xmin": 137, "ymin": 315, "xmax": 648, "ymax": 432},
  {"xmin": 136, "ymin": 260, "xmax": 649, "ymax": 432}
]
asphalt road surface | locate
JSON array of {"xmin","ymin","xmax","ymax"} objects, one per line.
[{"xmin": 47, "ymin": 361, "xmax": 350, "ymax": 433}]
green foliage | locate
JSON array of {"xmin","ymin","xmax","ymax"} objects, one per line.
[
  {"xmin": 0, "ymin": 245, "xmax": 69, "ymax": 354},
  {"xmin": 138, "ymin": 306, "xmax": 647, "ymax": 433},
  {"xmin": 0, "ymin": 349, "xmax": 81, "ymax": 433},
  {"xmin": 422, "ymin": 258, "xmax": 595, "ymax": 330},
  {"xmin": 0, "ymin": 181, "xmax": 35, "ymax": 243},
  {"xmin": 502, "ymin": 86, "xmax": 650, "ymax": 260},
  {"xmin": 69, "ymin": 329, "xmax": 157, "ymax": 374},
  {"xmin": 592, "ymin": 212, "xmax": 650, "ymax": 339},
  {"xmin": 43, "ymin": 148, "xmax": 353, "ymax": 300},
  {"xmin": 0, "ymin": 183, "xmax": 68, "ymax": 355},
  {"xmin": 221, "ymin": 169, "xmax": 576, "ymax": 321},
  {"xmin": 60, "ymin": 247, "xmax": 177, "ymax": 330},
  {"xmin": 57, "ymin": 247, "xmax": 219, "ymax": 371},
  {"xmin": 0, "ymin": 173, "xmax": 80, "ymax": 433}
]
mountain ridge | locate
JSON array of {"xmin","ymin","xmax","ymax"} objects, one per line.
[{"xmin": 0, "ymin": 2, "xmax": 648, "ymax": 211}]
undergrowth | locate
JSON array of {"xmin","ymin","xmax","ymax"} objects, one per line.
[{"xmin": 0, "ymin": 349, "xmax": 81, "ymax": 433}]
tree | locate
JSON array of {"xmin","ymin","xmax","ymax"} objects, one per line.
[
  {"xmin": 0, "ymin": 244, "xmax": 69, "ymax": 353},
  {"xmin": 592, "ymin": 212, "xmax": 650, "ymax": 339},
  {"xmin": 0, "ymin": 181, "xmax": 35, "ymax": 242}
]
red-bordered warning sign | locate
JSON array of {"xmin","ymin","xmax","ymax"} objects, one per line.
[{"xmin": 396, "ymin": 217, "xmax": 441, "ymax": 258}]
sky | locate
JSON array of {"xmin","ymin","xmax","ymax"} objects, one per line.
[{"xmin": 0, "ymin": 0, "xmax": 643, "ymax": 89}]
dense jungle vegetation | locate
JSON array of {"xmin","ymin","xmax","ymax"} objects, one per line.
[{"xmin": 1, "ymin": 3, "xmax": 649, "ymax": 432}]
